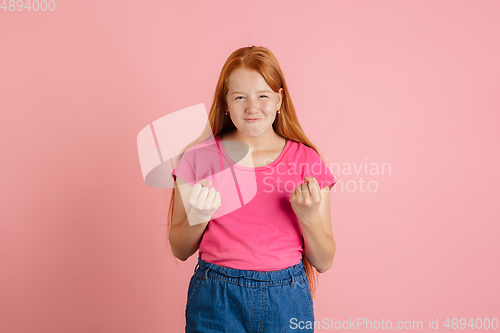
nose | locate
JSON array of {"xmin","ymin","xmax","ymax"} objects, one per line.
[{"xmin": 246, "ymin": 98, "xmax": 259, "ymax": 115}]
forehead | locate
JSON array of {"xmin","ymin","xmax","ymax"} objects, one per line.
[{"xmin": 227, "ymin": 68, "xmax": 270, "ymax": 91}]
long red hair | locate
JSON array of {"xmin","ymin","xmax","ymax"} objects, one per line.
[{"xmin": 166, "ymin": 45, "xmax": 328, "ymax": 299}]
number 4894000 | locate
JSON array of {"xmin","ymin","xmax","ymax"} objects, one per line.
[
  {"xmin": 443, "ymin": 318, "xmax": 498, "ymax": 330},
  {"xmin": 1, "ymin": 0, "xmax": 55, "ymax": 11}
]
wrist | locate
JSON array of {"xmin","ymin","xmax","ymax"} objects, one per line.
[
  {"xmin": 298, "ymin": 211, "xmax": 321, "ymax": 226},
  {"xmin": 187, "ymin": 209, "xmax": 212, "ymax": 226}
]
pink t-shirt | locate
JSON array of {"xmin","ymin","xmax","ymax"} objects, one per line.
[{"xmin": 171, "ymin": 135, "xmax": 337, "ymax": 271}]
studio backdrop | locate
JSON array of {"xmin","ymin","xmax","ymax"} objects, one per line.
[{"xmin": 1, "ymin": 1, "xmax": 499, "ymax": 332}]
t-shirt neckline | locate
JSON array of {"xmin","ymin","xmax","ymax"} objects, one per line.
[{"xmin": 215, "ymin": 135, "xmax": 291, "ymax": 171}]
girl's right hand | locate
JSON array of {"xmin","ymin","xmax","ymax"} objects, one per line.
[{"xmin": 187, "ymin": 179, "xmax": 221, "ymax": 221}]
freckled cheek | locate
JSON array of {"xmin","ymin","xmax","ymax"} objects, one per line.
[{"xmin": 262, "ymin": 107, "xmax": 277, "ymax": 116}]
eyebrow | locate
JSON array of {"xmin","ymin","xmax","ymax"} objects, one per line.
[{"xmin": 231, "ymin": 90, "xmax": 272, "ymax": 95}]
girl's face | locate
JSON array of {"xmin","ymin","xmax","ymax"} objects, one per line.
[{"xmin": 225, "ymin": 68, "xmax": 283, "ymax": 139}]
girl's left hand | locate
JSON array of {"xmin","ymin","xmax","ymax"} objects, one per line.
[{"xmin": 289, "ymin": 176, "xmax": 322, "ymax": 223}]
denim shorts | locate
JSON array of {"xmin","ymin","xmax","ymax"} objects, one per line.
[{"xmin": 185, "ymin": 256, "xmax": 315, "ymax": 333}]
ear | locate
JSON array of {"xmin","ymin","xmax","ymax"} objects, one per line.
[{"xmin": 277, "ymin": 88, "xmax": 284, "ymax": 109}]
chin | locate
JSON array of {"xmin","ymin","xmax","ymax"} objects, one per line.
[
  {"xmin": 244, "ymin": 131, "xmax": 267, "ymax": 138},
  {"xmin": 239, "ymin": 126, "xmax": 272, "ymax": 137}
]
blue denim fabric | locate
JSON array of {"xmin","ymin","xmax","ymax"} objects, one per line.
[{"xmin": 185, "ymin": 256, "xmax": 315, "ymax": 333}]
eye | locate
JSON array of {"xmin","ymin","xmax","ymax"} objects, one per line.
[
  {"xmin": 260, "ymin": 95, "xmax": 268, "ymax": 98},
  {"xmin": 235, "ymin": 96, "xmax": 244, "ymax": 100}
]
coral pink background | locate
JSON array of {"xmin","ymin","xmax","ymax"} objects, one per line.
[{"xmin": 1, "ymin": 1, "xmax": 499, "ymax": 332}]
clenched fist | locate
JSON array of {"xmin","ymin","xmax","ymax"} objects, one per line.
[
  {"xmin": 289, "ymin": 176, "xmax": 322, "ymax": 223},
  {"xmin": 186, "ymin": 179, "xmax": 221, "ymax": 226}
]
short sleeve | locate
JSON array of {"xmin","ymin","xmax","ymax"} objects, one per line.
[
  {"xmin": 306, "ymin": 148, "xmax": 337, "ymax": 191},
  {"xmin": 171, "ymin": 147, "xmax": 197, "ymax": 186},
  {"xmin": 171, "ymin": 138, "xmax": 226, "ymax": 188}
]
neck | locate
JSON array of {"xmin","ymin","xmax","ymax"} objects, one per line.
[{"xmin": 222, "ymin": 129, "xmax": 283, "ymax": 152}]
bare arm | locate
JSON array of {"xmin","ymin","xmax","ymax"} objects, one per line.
[
  {"xmin": 290, "ymin": 177, "xmax": 336, "ymax": 273},
  {"xmin": 299, "ymin": 187, "xmax": 336, "ymax": 273},
  {"xmin": 168, "ymin": 178, "xmax": 219, "ymax": 261}
]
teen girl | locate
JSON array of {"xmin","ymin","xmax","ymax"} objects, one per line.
[{"xmin": 168, "ymin": 46, "xmax": 337, "ymax": 332}]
